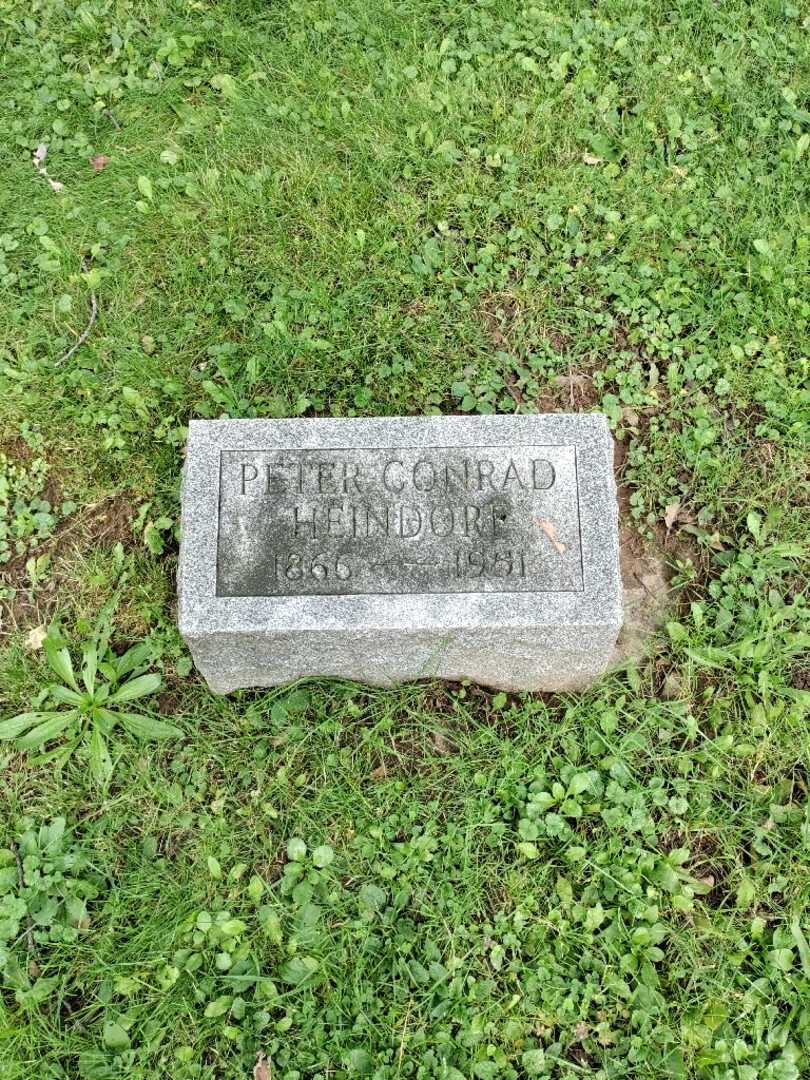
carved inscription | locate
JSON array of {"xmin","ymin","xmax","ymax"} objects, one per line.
[{"xmin": 216, "ymin": 446, "xmax": 583, "ymax": 596}]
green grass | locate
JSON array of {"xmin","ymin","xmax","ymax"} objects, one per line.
[{"xmin": 0, "ymin": 0, "xmax": 809, "ymax": 1076}]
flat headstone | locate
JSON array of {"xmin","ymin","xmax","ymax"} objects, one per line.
[{"xmin": 178, "ymin": 415, "xmax": 621, "ymax": 692}]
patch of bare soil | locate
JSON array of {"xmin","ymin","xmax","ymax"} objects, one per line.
[
  {"xmin": 479, "ymin": 290, "xmax": 602, "ymax": 413},
  {"xmin": 612, "ymin": 525, "xmax": 672, "ymax": 669},
  {"xmin": 1, "ymin": 462, "xmax": 66, "ymax": 637},
  {"xmin": 610, "ymin": 442, "xmax": 705, "ymax": 673},
  {"xmin": 0, "ymin": 492, "xmax": 137, "ymax": 641},
  {"xmin": 479, "ymin": 291, "xmax": 525, "ymax": 352},
  {"xmin": 536, "ymin": 369, "xmax": 601, "ymax": 413},
  {"xmin": 663, "ymin": 829, "xmax": 733, "ymax": 909},
  {"xmin": 0, "ymin": 436, "xmax": 33, "ymax": 462},
  {"xmin": 156, "ymin": 687, "xmax": 184, "ymax": 716},
  {"xmin": 83, "ymin": 493, "xmax": 136, "ymax": 547}
]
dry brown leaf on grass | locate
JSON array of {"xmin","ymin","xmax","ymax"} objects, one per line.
[
  {"xmin": 663, "ymin": 502, "xmax": 698, "ymax": 532},
  {"xmin": 254, "ymin": 1052, "xmax": 271, "ymax": 1080},
  {"xmin": 536, "ymin": 518, "xmax": 566, "ymax": 555},
  {"xmin": 431, "ymin": 732, "xmax": 453, "ymax": 756},
  {"xmin": 25, "ymin": 625, "xmax": 47, "ymax": 651},
  {"xmin": 664, "ymin": 502, "xmax": 681, "ymax": 531},
  {"xmin": 90, "ymin": 154, "xmax": 111, "ymax": 172}
]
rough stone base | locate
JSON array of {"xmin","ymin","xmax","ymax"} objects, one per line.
[{"xmin": 185, "ymin": 624, "xmax": 619, "ymax": 694}]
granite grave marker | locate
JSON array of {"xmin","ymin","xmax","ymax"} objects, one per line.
[{"xmin": 178, "ymin": 415, "xmax": 621, "ymax": 692}]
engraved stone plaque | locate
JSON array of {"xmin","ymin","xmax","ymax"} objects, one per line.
[
  {"xmin": 216, "ymin": 446, "xmax": 583, "ymax": 597},
  {"xmin": 179, "ymin": 416, "xmax": 622, "ymax": 693}
]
